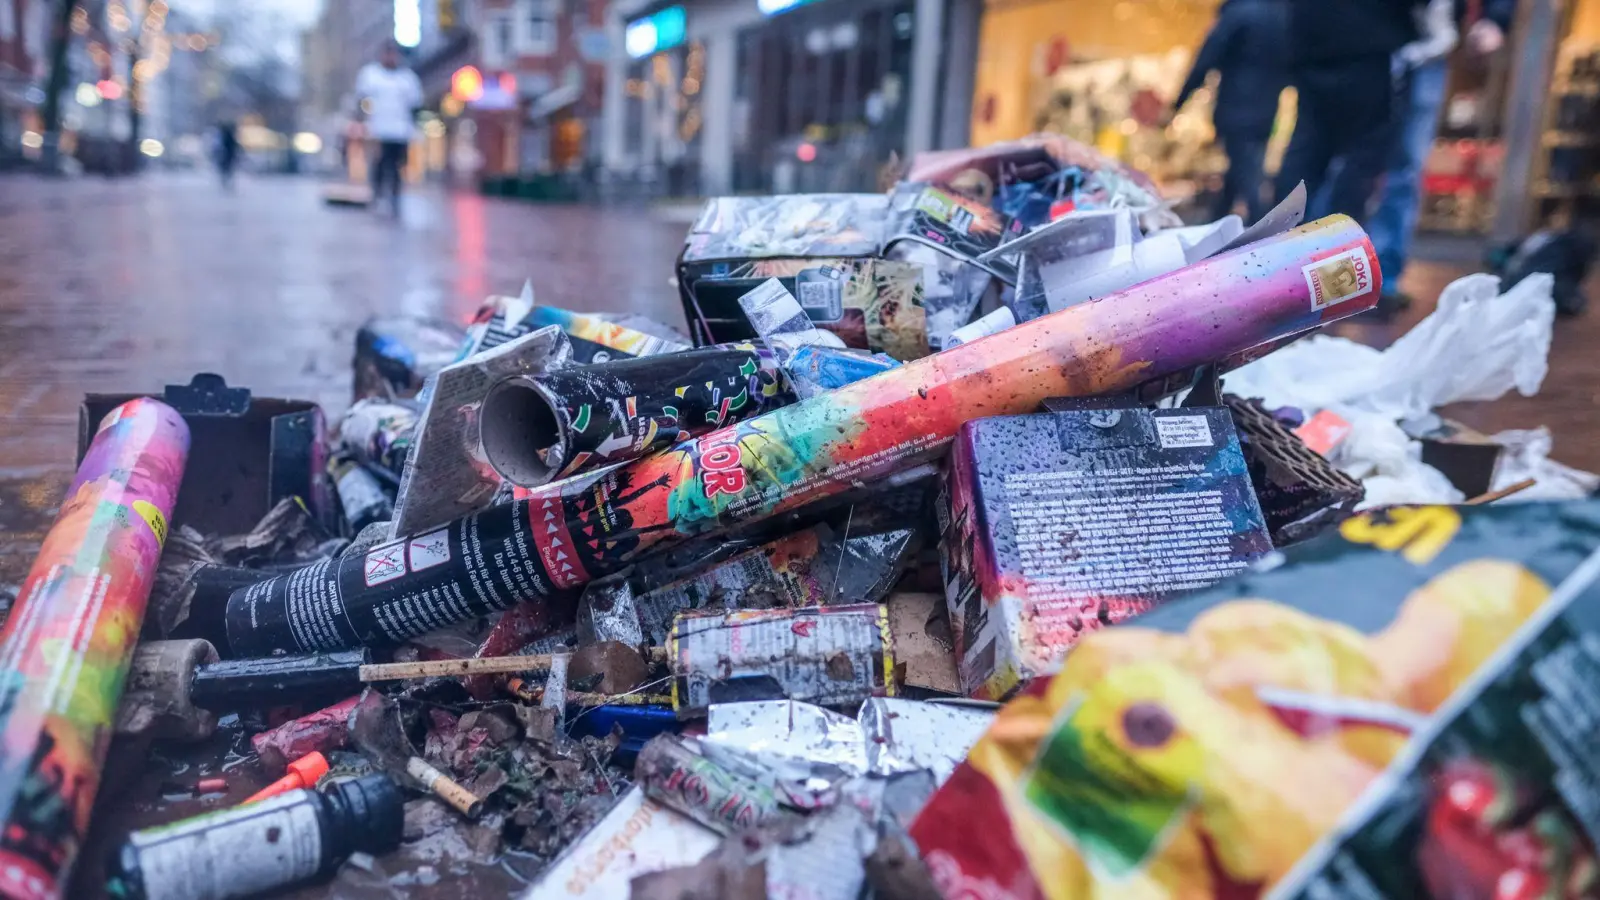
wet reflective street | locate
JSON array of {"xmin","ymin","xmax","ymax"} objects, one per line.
[{"xmin": 0, "ymin": 173, "xmax": 688, "ymax": 586}]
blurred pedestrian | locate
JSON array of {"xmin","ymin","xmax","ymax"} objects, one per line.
[
  {"xmin": 1358, "ymin": 0, "xmax": 1513, "ymax": 309},
  {"xmin": 1274, "ymin": 0, "xmax": 1427, "ymax": 223},
  {"xmin": 215, "ymin": 120, "xmax": 239, "ymax": 190},
  {"xmin": 355, "ymin": 42, "xmax": 422, "ymax": 217},
  {"xmin": 1174, "ymin": 0, "xmax": 1291, "ymax": 223}
]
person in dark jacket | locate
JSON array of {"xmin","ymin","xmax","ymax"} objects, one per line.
[
  {"xmin": 1273, "ymin": 0, "xmax": 1426, "ymax": 222},
  {"xmin": 1174, "ymin": 0, "xmax": 1291, "ymax": 222},
  {"xmin": 1359, "ymin": 0, "xmax": 1514, "ymax": 308},
  {"xmin": 215, "ymin": 120, "xmax": 239, "ymax": 190}
]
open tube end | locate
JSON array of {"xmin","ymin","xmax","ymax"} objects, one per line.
[{"xmin": 479, "ymin": 377, "xmax": 565, "ymax": 487}]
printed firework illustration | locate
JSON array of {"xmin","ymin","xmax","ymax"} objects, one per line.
[{"xmin": 0, "ymin": 398, "xmax": 188, "ymax": 900}]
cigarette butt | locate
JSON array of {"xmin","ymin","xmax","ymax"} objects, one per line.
[
  {"xmin": 195, "ymin": 777, "xmax": 228, "ymax": 794},
  {"xmin": 405, "ymin": 756, "xmax": 482, "ymax": 818}
]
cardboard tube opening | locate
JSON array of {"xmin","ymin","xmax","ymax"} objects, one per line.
[{"xmin": 480, "ymin": 378, "xmax": 564, "ymax": 487}]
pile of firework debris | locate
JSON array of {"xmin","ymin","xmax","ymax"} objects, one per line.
[{"xmin": 2, "ymin": 134, "xmax": 1598, "ymax": 900}]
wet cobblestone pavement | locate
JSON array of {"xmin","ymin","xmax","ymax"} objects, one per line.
[{"xmin": 0, "ymin": 171, "xmax": 1596, "ymax": 898}]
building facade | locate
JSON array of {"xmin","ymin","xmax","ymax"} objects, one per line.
[
  {"xmin": 0, "ymin": 0, "xmax": 48, "ymax": 161},
  {"xmin": 604, "ymin": 0, "xmax": 980, "ymax": 196},
  {"xmin": 467, "ymin": 0, "xmax": 609, "ymax": 175}
]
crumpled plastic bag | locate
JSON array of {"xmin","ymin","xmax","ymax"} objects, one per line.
[
  {"xmin": 1335, "ymin": 413, "xmax": 1464, "ymax": 509},
  {"xmin": 1489, "ymin": 428, "xmax": 1600, "ymax": 501},
  {"xmin": 1225, "ymin": 273, "xmax": 1555, "ymax": 424}
]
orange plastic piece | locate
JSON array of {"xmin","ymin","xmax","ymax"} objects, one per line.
[{"xmin": 243, "ymin": 751, "xmax": 330, "ymax": 805}]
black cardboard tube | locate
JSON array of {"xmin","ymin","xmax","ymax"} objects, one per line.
[{"xmin": 480, "ymin": 344, "xmax": 786, "ymax": 487}]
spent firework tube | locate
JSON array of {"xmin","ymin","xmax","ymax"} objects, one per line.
[
  {"xmin": 0, "ymin": 398, "xmax": 188, "ymax": 900},
  {"xmin": 634, "ymin": 735, "xmax": 785, "ymax": 835},
  {"xmin": 479, "ymin": 342, "xmax": 789, "ymax": 486},
  {"xmin": 223, "ymin": 216, "xmax": 1379, "ymax": 657}
]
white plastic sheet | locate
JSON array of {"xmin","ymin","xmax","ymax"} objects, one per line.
[
  {"xmin": 1224, "ymin": 274, "xmax": 1579, "ymax": 508},
  {"xmin": 1224, "ymin": 274, "xmax": 1555, "ymax": 423}
]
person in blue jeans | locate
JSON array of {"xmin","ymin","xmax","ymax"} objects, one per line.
[{"xmin": 1365, "ymin": 0, "xmax": 1512, "ymax": 310}]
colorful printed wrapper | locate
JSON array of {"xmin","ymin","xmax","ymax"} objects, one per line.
[
  {"xmin": 224, "ymin": 216, "xmax": 1379, "ymax": 656},
  {"xmin": 463, "ymin": 293, "xmax": 689, "ymax": 366},
  {"xmin": 634, "ymin": 735, "xmax": 785, "ymax": 835},
  {"xmin": 911, "ymin": 500, "xmax": 1600, "ymax": 900},
  {"xmin": 940, "ymin": 407, "xmax": 1273, "ymax": 700},
  {"xmin": 480, "ymin": 343, "xmax": 788, "ymax": 486},
  {"xmin": 0, "ymin": 398, "xmax": 189, "ymax": 900}
]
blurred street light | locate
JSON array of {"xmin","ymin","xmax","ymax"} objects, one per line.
[
  {"xmin": 292, "ymin": 132, "xmax": 323, "ymax": 154},
  {"xmin": 75, "ymin": 83, "xmax": 101, "ymax": 107},
  {"xmin": 139, "ymin": 139, "xmax": 164, "ymax": 157}
]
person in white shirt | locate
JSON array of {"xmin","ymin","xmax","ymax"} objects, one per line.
[{"xmin": 354, "ymin": 42, "xmax": 423, "ymax": 213}]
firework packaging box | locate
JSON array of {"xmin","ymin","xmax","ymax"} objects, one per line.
[
  {"xmin": 388, "ymin": 326, "xmax": 573, "ymax": 538},
  {"xmin": 0, "ymin": 398, "xmax": 189, "ymax": 900},
  {"xmin": 223, "ymin": 216, "xmax": 1380, "ymax": 658},
  {"xmin": 699, "ymin": 256, "xmax": 927, "ymax": 361},
  {"xmin": 668, "ymin": 604, "xmax": 894, "ymax": 716},
  {"xmin": 479, "ymin": 342, "xmax": 789, "ymax": 488},
  {"xmin": 678, "ymin": 194, "xmax": 937, "ymax": 358},
  {"xmin": 78, "ymin": 373, "xmax": 327, "ymax": 538},
  {"xmin": 940, "ymin": 406, "xmax": 1273, "ymax": 701},
  {"xmin": 910, "ymin": 500, "xmax": 1600, "ymax": 900}
]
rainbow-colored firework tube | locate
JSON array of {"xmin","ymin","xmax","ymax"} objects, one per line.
[
  {"xmin": 223, "ymin": 216, "xmax": 1378, "ymax": 656},
  {"xmin": 0, "ymin": 398, "xmax": 188, "ymax": 900}
]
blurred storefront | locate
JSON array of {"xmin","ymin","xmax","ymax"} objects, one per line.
[
  {"xmin": 1521, "ymin": 0, "xmax": 1600, "ymax": 233},
  {"xmin": 969, "ymin": 0, "xmax": 1271, "ymax": 208},
  {"xmin": 604, "ymin": 0, "xmax": 982, "ymax": 196},
  {"xmin": 970, "ymin": 0, "xmax": 1600, "ymax": 245}
]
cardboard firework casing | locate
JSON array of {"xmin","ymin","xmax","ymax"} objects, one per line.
[
  {"xmin": 0, "ymin": 398, "xmax": 189, "ymax": 900},
  {"xmin": 480, "ymin": 343, "xmax": 788, "ymax": 487},
  {"xmin": 939, "ymin": 407, "xmax": 1273, "ymax": 701},
  {"xmin": 668, "ymin": 604, "xmax": 895, "ymax": 715},
  {"xmin": 224, "ymin": 216, "xmax": 1379, "ymax": 656}
]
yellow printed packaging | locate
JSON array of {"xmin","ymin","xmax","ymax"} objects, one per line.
[{"xmin": 910, "ymin": 502, "xmax": 1600, "ymax": 899}]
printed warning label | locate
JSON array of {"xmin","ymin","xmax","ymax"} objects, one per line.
[
  {"xmin": 1155, "ymin": 415, "xmax": 1214, "ymax": 449},
  {"xmin": 408, "ymin": 530, "xmax": 451, "ymax": 572},
  {"xmin": 1303, "ymin": 247, "xmax": 1376, "ymax": 311},
  {"xmin": 364, "ymin": 543, "xmax": 408, "ymax": 587}
]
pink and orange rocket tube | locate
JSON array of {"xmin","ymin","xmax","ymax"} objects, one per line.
[
  {"xmin": 0, "ymin": 399, "xmax": 188, "ymax": 900},
  {"xmin": 225, "ymin": 216, "xmax": 1378, "ymax": 656}
]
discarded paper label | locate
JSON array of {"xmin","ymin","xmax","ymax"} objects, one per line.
[{"xmin": 1303, "ymin": 246, "xmax": 1376, "ymax": 311}]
